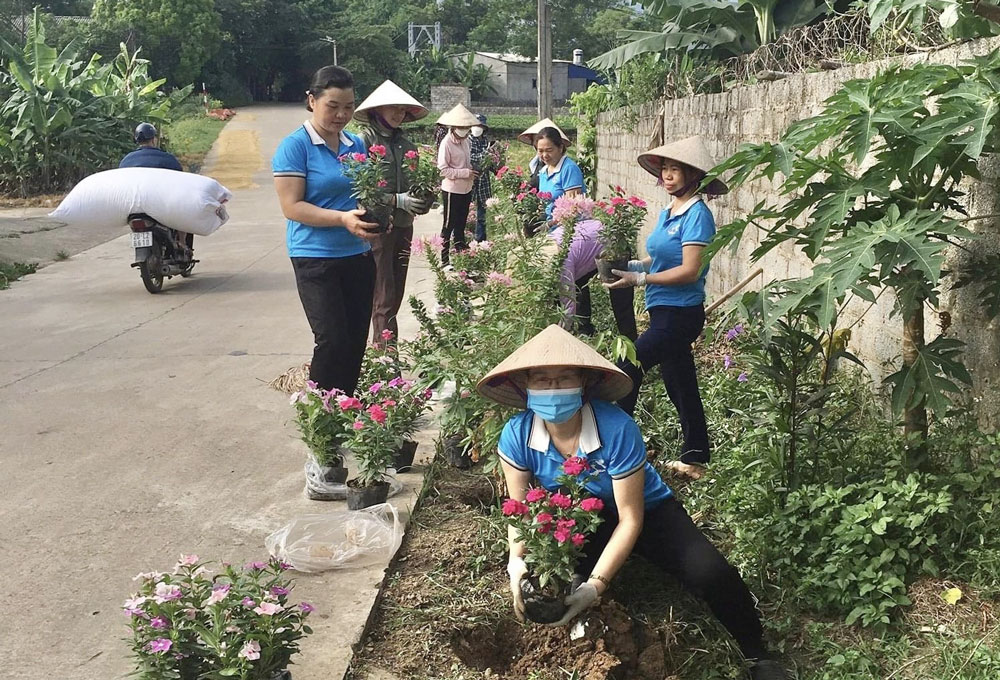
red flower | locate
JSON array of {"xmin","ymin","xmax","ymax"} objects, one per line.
[
  {"xmin": 501, "ymin": 498, "xmax": 529, "ymax": 516},
  {"xmin": 367, "ymin": 404, "xmax": 387, "ymax": 424},
  {"xmin": 369, "ymin": 144, "xmax": 387, "ymax": 157},
  {"xmin": 525, "ymin": 488, "xmax": 548, "ymax": 503},
  {"xmin": 628, "ymin": 196, "xmax": 647, "ymax": 208},
  {"xmin": 515, "ymin": 193, "xmax": 526, "ymax": 201},
  {"xmin": 553, "ymin": 528, "xmax": 571, "ymax": 544},
  {"xmin": 610, "ymin": 196, "xmax": 627, "ymax": 206},
  {"xmin": 404, "ymin": 150, "xmax": 419, "ymax": 159},
  {"xmin": 535, "ymin": 512, "xmax": 553, "ymax": 525},
  {"xmin": 519, "ymin": 181, "xmax": 528, "ymax": 190},
  {"xmin": 377, "ymin": 180, "xmax": 388, "ymax": 188},
  {"xmin": 571, "ymin": 533, "xmax": 585, "ymax": 547},
  {"xmin": 579, "ymin": 497, "xmax": 604, "ymax": 513},
  {"xmin": 536, "ymin": 191, "xmax": 552, "ymax": 200},
  {"xmin": 556, "ymin": 518, "xmax": 576, "ymax": 531},
  {"xmin": 381, "ymin": 399, "xmax": 397, "ymax": 408},
  {"xmin": 338, "ymin": 396, "xmax": 362, "ymax": 411},
  {"xmin": 562, "ymin": 456, "xmax": 589, "ymax": 476},
  {"xmin": 537, "ymin": 522, "xmax": 552, "ymax": 534},
  {"xmin": 351, "ymin": 152, "xmax": 367, "ymax": 163},
  {"xmin": 549, "ymin": 493, "xmax": 572, "ymax": 509},
  {"xmin": 381, "ymin": 329, "xmax": 394, "ymax": 340}
]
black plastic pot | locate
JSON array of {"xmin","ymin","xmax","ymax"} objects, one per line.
[
  {"xmin": 360, "ymin": 203, "xmax": 391, "ymax": 233},
  {"xmin": 393, "ymin": 440, "xmax": 418, "ymax": 471},
  {"xmin": 320, "ymin": 464, "xmax": 348, "ymax": 485},
  {"xmin": 346, "ymin": 480, "xmax": 390, "ymax": 510},
  {"xmin": 268, "ymin": 671, "xmax": 292, "ymax": 680},
  {"xmin": 443, "ymin": 434, "xmax": 472, "ymax": 470},
  {"xmin": 519, "ymin": 575, "xmax": 568, "ymax": 624},
  {"xmin": 595, "ymin": 257, "xmax": 629, "ymax": 284}
]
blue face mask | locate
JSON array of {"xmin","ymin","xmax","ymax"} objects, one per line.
[{"xmin": 526, "ymin": 387, "xmax": 583, "ymax": 424}]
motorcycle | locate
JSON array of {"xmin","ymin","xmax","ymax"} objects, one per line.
[{"xmin": 127, "ymin": 213, "xmax": 197, "ymax": 293}]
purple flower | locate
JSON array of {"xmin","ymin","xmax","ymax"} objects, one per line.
[
  {"xmin": 723, "ymin": 354, "xmax": 732, "ymax": 370},
  {"xmin": 147, "ymin": 638, "xmax": 172, "ymax": 654},
  {"xmin": 149, "ymin": 616, "xmax": 170, "ymax": 630},
  {"xmin": 737, "ymin": 372, "xmax": 748, "ymax": 383},
  {"xmin": 270, "ymin": 586, "xmax": 290, "ymax": 597},
  {"xmin": 153, "ymin": 583, "xmax": 183, "ymax": 603},
  {"xmin": 279, "ymin": 561, "xmax": 293, "ymax": 571},
  {"xmin": 244, "ymin": 561, "xmax": 267, "ymax": 570},
  {"xmin": 300, "ymin": 602, "xmax": 315, "ymax": 614},
  {"xmin": 369, "ymin": 382, "xmax": 383, "ymax": 394},
  {"xmin": 242, "ymin": 597, "xmax": 256, "ymax": 607}
]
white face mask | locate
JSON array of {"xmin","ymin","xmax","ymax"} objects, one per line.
[
  {"xmin": 453, "ymin": 128, "xmax": 470, "ymax": 138},
  {"xmin": 471, "ymin": 126, "xmax": 484, "ymax": 137}
]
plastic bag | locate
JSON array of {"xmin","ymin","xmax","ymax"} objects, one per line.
[
  {"xmin": 49, "ymin": 168, "xmax": 232, "ymax": 235},
  {"xmin": 265, "ymin": 503, "xmax": 403, "ymax": 572},
  {"xmin": 302, "ymin": 457, "xmax": 404, "ymax": 501}
]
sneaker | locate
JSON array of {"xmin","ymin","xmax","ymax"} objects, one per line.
[
  {"xmin": 442, "ymin": 264, "xmax": 454, "ymax": 272},
  {"xmin": 748, "ymin": 660, "xmax": 790, "ymax": 680}
]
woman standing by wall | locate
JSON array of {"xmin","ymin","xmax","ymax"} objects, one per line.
[
  {"xmin": 535, "ymin": 127, "xmax": 585, "ymax": 226},
  {"xmin": 354, "ymin": 80, "xmax": 431, "ymax": 345},
  {"xmin": 436, "ymin": 104, "xmax": 480, "ymax": 267},
  {"xmin": 272, "ymin": 65, "xmax": 378, "ymax": 395}
]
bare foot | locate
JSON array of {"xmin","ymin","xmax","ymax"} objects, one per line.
[{"xmin": 664, "ymin": 461, "xmax": 705, "ymax": 480}]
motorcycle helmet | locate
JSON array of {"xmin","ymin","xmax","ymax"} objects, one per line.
[{"xmin": 134, "ymin": 122, "xmax": 158, "ymax": 144}]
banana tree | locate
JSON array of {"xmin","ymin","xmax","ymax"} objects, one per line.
[{"xmin": 706, "ymin": 51, "xmax": 1000, "ymax": 468}]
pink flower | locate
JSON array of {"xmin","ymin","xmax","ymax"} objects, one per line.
[
  {"xmin": 556, "ymin": 518, "xmax": 577, "ymax": 531},
  {"xmin": 123, "ymin": 596, "xmax": 147, "ymax": 611},
  {"xmin": 404, "ymin": 149, "xmax": 419, "ymax": 159},
  {"xmin": 579, "ymin": 497, "xmax": 604, "ymax": 512},
  {"xmin": 537, "ymin": 522, "xmax": 552, "ymax": 534},
  {"xmin": 147, "ymin": 638, "xmax": 172, "ymax": 654},
  {"xmin": 487, "ymin": 271, "xmax": 513, "ymax": 287},
  {"xmin": 381, "ymin": 399, "xmax": 397, "ymax": 407},
  {"xmin": 535, "ymin": 512, "xmax": 554, "ymax": 525},
  {"xmin": 611, "ymin": 196, "xmax": 627, "ymax": 206},
  {"xmin": 537, "ymin": 191, "xmax": 552, "ymax": 200},
  {"xmin": 153, "ymin": 583, "xmax": 182, "ymax": 603},
  {"xmin": 550, "ymin": 493, "xmax": 572, "ymax": 509},
  {"xmin": 177, "ymin": 554, "xmax": 199, "ymax": 566},
  {"xmin": 300, "ymin": 601, "xmax": 316, "ymax": 614},
  {"xmin": 242, "ymin": 597, "xmax": 256, "ymax": 607},
  {"xmin": 515, "ymin": 192, "xmax": 526, "ymax": 201},
  {"xmin": 525, "ymin": 488, "xmax": 548, "ymax": 503},
  {"xmin": 628, "ymin": 196, "xmax": 647, "ymax": 208},
  {"xmin": 571, "ymin": 533, "xmax": 586, "ymax": 547},
  {"xmin": 553, "ymin": 528, "xmax": 572, "ymax": 543},
  {"xmin": 562, "ymin": 456, "xmax": 589, "ymax": 476},
  {"xmin": 271, "ymin": 586, "xmax": 290, "ymax": 597},
  {"xmin": 353, "ymin": 420, "xmax": 364, "ymax": 430},
  {"xmin": 381, "ymin": 329, "xmax": 394, "ymax": 341},
  {"xmin": 279, "ymin": 561, "xmax": 293, "ymax": 570},
  {"xmin": 411, "ymin": 238, "xmax": 426, "ymax": 256},
  {"xmin": 369, "ymin": 381, "xmax": 383, "ymax": 394},
  {"xmin": 205, "ymin": 583, "xmax": 230, "ymax": 605},
  {"xmin": 239, "ymin": 640, "xmax": 261, "ymax": 661},
  {"xmin": 254, "ymin": 602, "xmax": 284, "ymax": 616},
  {"xmin": 460, "ymin": 389, "xmax": 471, "ymax": 398},
  {"xmin": 388, "ymin": 377, "xmax": 405, "ymax": 388},
  {"xmin": 377, "ymin": 179, "xmax": 388, "ymax": 188},
  {"xmin": 245, "ymin": 561, "xmax": 267, "ymax": 570},
  {"xmin": 351, "ymin": 152, "xmax": 367, "ymax": 163},
  {"xmin": 501, "ymin": 498, "xmax": 530, "ymax": 516},
  {"xmin": 149, "ymin": 616, "xmax": 169, "ymax": 630},
  {"xmin": 367, "ymin": 404, "xmax": 388, "ymax": 424},
  {"xmin": 429, "ymin": 234, "xmax": 444, "ymax": 249},
  {"xmin": 369, "ymin": 144, "xmax": 387, "ymax": 157},
  {"xmin": 423, "ymin": 388, "xmax": 434, "ymax": 400},
  {"xmin": 338, "ymin": 395, "xmax": 362, "ymax": 411}
]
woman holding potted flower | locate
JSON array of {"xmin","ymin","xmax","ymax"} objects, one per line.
[
  {"xmin": 436, "ymin": 103, "xmax": 481, "ymax": 267},
  {"xmin": 476, "ymin": 325, "xmax": 789, "ymax": 680},
  {"xmin": 517, "ymin": 118, "xmax": 572, "ymax": 192},
  {"xmin": 272, "ymin": 65, "xmax": 378, "ymax": 395},
  {"xmin": 354, "ymin": 80, "xmax": 432, "ymax": 345},
  {"xmin": 606, "ymin": 135, "xmax": 727, "ymax": 480}
]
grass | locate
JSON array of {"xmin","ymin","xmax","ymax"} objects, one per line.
[
  {"xmin": 55, "ymin": 250, "xmax": 69, "ymax": 261},
  {"xmin": 165, "ymin": 115, "xmax": 228, "ymax": 173},
  {"xmin": 0, "ymin": 260, "xmax": 37, "ymax": 290}
]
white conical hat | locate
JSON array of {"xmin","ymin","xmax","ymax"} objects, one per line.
[
  {"xmin": 353, "ymin": 80, "xmax": 428, "ymax": 123},
  {"xmin": 436, "ymin": 103, "xmax": 480, "ymax": 128},
  {"xmin": 476, "ymin": 325, "xmax": 632, "ymax": 408},
  {"xmin": 517, "ymin": 118, "xmax": 572, "ymax": 146},
  {"xmin": 637, "ymin": 135, "xmax": 728, "ymax": 195}
]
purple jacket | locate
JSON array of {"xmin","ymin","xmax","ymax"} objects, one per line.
[{"xmin": 548, "ymin": 219, "xmax": 604, "ymax": 315}]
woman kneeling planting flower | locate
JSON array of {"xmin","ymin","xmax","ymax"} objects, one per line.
[
  {"xmin": 476, "ymin": 325, "xmax": 791, "ymax": 679},
  {"xmin": 125, "ymin": 555, "xmax": 312, "ymax": 680}
]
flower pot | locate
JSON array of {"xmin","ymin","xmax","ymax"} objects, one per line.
[
  {"xmin": 320, "ymin": 463, "xmax": 348, "ymax": 485},
  {"xmin": 346, "ymin": 480, "xmax": 390, "ymax": 510},
  {"xmin": 595, "ymin": 257, "xmax": 628, "ymax": 284},
  {"xmin": 269, "ymin": 671, "xmax": 292, "ymax": 680},
  {"xmin": 443, "ymin": 434, "xmax": 472, "ymax": 470},
  {"xmin": 519, "ymin": 575, "xmax": 568, "ymax": 624},
  {"xmin": 393, "ymin": 440, "xmax": 418, "ymax": 471},
  {"xmin": 360, "ymin": 203, "xmax": 392, "ymax": 233}
]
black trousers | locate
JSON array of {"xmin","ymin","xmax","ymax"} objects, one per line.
[
  {"xmin": 440, "ymin": 190, "xmax": 472, "ymax": 264},
  {"xmin": 617, "ymin": 305, "xmax": 710, "ymax": 464},
  {"xmin": 573, "ymin": 269, "xmax": 638, "ymax": 341},
  {"xmin": 291, "ymin": 253, "xmax": 375, "ymax": 395},
  {"xmin": 577, "ymin": 498, "xmax": 766, "ymax": 660}
]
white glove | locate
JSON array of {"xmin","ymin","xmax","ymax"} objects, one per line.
[
  {"xmin": 609, "ymin": 269, "xmax": 646, "ymax": 287},
  {"xmin": 549, "ymin": 582, "xmax": 600, "ymax": 626},
  {"xmin": 627, "ymin": 259, "xmax": 650, "ymax": 273},
  {"xmin": 507, "ymin": 556, "xmax": 528, "ymax": 621},
  {"xmin": 396, "ymin": 192, "xmax": 431, "ymax": 215}
]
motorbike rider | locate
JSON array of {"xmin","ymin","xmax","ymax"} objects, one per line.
[{"xmin": 119, "ymin": 123, "xmax": 193, "ymax": 256}]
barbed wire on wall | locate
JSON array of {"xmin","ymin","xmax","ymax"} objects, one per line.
[{"xmin": 721, "ymin": 9, "xmax": 951, "ymax": 86}]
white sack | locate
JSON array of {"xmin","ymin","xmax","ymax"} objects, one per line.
[{"xmin": 49, "ymin": 167, "xmax": 232, "ymax": 236}]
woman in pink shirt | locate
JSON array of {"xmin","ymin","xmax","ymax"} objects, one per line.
[{"xmin": 436, "ymin": 104, "xmax": 481, "ymax": 267}]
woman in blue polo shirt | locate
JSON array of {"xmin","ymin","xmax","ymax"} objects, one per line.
[
  {"xmin": 273, "ymin": 65, "xmax": 379, "ymax": 395},
  {"xmin": 535, "ymin": 127, "xmax": 585, "ymax": 226},
  {"xmin": 607, "ymin": 135, "xmax": 727, "ymax": 479},
  {"xmin": 476, "ymin": 325, "xmax": 787, "ymax": 680}
]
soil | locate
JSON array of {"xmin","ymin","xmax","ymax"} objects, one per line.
[{"xmin": 348, "ymin": 466, "xmax": 674, "ymax": 680}]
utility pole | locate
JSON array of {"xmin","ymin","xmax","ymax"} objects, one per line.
[
  {"xmin": 537, "ymin": 0, "xmax": 552, "ymax": 119},
  {"xmin": 321, "ymin": 36, "xmax": 339, "ymax": 65}
]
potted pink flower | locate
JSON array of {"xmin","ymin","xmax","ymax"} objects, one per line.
[
  {"xmin": 501, "ymin": 456, "xmax": 605, "ymax": 623},
  {"xmin": 344, "ymin": 385, "xmax": 401, "ymax": 509},
  {"xmin": 341, "ymin": 144, "xmax": 391, "ymax": 232},
  {"xmin": 594, "ymin": 186, "xmax": 647, "ymax": 283},
  {"xmin": 403, "ymin": 145, "xmax": 441, "ymax": 203}
]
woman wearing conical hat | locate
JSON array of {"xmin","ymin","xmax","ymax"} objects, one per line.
[
  {"xmin": 477, "ymin": 325, "xmax": 788, "ymax": 680},
  {"xmin": 517, "ymin": 117, "xmax": 571, "ymax": 186},
  {"xmin": 355, "ymin": 80, "xmax": 430, "ymax": 345},
  {"xmin": 436, "ymin": 103, "xmax": 481, "ymax": 268},
  {"xmin": 606, "ymin": 135, "xmax": 728, "ymax": 480}
]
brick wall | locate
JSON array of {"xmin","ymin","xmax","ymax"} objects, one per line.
[
  {"xmin": 430, "ymin": 85, "xmax": 471, "ymax": 112},
  {"xmin": 596, "ymin": 38, "xmax": 1000, "ymax": 426}
]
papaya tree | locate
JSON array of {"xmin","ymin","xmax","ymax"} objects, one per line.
[{"xmin": 707, "ymin": 50, "xmax": 1000, "ymax": 468}]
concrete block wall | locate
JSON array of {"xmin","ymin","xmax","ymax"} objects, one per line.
[
  {"xmin": 595, "ymin": 37, "xmax": 1000, "ymax": 426},
  {"xmin": 430, "ymin": 85, "xmax": 471, "ymax": 112}
]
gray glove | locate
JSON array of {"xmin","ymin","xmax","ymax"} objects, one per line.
[
  {"xmin": 507, "ymin": 556, "xmax": 528, "ymax": 621},
  {"xmin": 396, "ymin": 192, "xmax": 431, "ymax": 215},
  {"xmin": 549, "ymin": 582, "xmax": 600, "ymax": 626},
  {"xmin": 627, "ymin": 259, "xmax": 650, "ymax": 273}
]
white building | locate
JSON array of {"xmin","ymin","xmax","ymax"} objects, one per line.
[{"xmin": 456, "ymin": 50, "xmax": 602, "ymax": 105}]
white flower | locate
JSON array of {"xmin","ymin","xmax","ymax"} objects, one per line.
[
  {"xmin": 123, "ymin": 596, "xmax": 147, "ymax": 610},
  {"xmin": 239, "ymin": 640, "xmax": 261, "ymax": 661}
]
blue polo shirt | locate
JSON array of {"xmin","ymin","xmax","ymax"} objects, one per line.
[
  {"xmin": 272, "ymin": 122, "xmax": 371, "ymax": 259},
  {"xmin": 119, "ymin": 147, "xmax": 183, "ymax": 171},
  {"xmin": 644, "ymin": 197, "xmax": 715, "ymax": 309},
  {"xmin": 498, "ymin": 400, "xmax": 673, "ymax": 510},
  {"xmin": 538, "ymin": 154, "xmax": 585, "ymax": 220}
]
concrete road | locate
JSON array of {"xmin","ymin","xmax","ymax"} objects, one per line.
[{"xmin": 0, "ymin": 104, "xmax": 440, "ymax": 679}]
